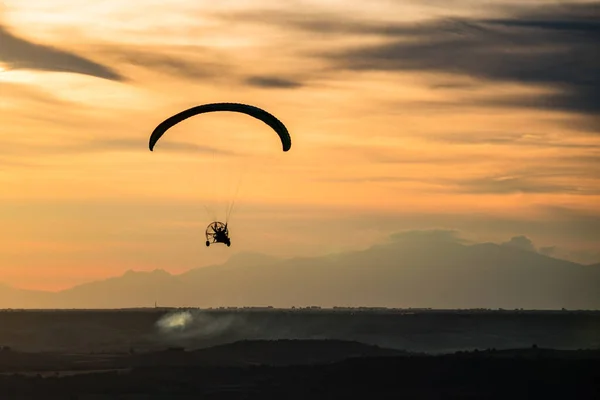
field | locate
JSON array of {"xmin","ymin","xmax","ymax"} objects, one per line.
[{"xmin": 0, "ymin": 309, "xmax": 599, "ymax": 398}]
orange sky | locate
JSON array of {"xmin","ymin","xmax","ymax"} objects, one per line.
[{"xmin": 1, "ymin": 0, "xmax": 599, "ymax": 290}]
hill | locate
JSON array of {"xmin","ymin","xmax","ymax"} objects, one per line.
[{"xmin": 1, "ymin": 233, "xmax": 599, "ymax": 309}]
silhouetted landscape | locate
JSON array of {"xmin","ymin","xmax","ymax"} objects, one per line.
[
  {"xmin": 2, "ymin": 0, "xmax": 599, "ymax": 397},
  {"xmin": 3, "ymin": 232, "xmax": 598, "ymax": 398},
  {"xmin": 1, "ymin": 309, "xmax": 599, "ymax": 398},
  {"xmin": 0, "ymin": 343, "xmax": 599, "ymax": 399},
  {"xmin": 2, "ymin": 233, "xmax": 599, "ymax": 310}
]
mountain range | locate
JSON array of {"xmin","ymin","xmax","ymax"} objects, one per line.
[{"xmin": 2, "ymin": 232, "xmax": 599, "ymax": 309}]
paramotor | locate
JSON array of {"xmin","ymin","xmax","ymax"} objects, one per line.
[
  {"xmin": 148, "ymin": 102, "xmax": 292, "ymax": 249},
  {"xmin": 205, "ymin": 221, "xmax": 230, "ymax": 247}
]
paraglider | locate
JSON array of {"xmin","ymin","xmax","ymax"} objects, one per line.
[
  {"xmin": 149, "ymin": 102, "xmax": 292, "ymax": 248},
  {"xmin": 149, "ymin": 102, "xmax": 292, "ymax": 152}
]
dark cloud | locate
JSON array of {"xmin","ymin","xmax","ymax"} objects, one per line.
[
  {"xmin": 324, "ymin": 3, "xmax": 599, "ymax": 121},
  {"xmin": 228, "ymin": 4, "xmax": 598, "ymax": 125},
  {"xmin": 244, "ymin": 76, "xmax": 303, "ymax": 89},
  {"xmin": 0, "ymin": 24, "xmax": 123, "ymax": 81}
]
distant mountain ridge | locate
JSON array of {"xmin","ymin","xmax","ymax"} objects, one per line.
[{"xmin": 1, "ymin": 234, "xmax": 599, "ymax": 309}]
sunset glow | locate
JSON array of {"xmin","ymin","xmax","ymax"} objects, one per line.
[{"xmin": 1, "ymin": 0, "xmax": 598, "ymax": 291}]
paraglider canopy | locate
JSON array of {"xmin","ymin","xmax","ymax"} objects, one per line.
[{"xmin": 148, "ymin": 102, "xmax": 292, "ymax": 152}]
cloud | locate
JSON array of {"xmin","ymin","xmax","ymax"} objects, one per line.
[
  {"xmin": 244, "ymin": 75, "xmax": 303, "ymax": 89},
  {"xmin": 0, "ymin": 23, "xmax": 123, "ymax": 81},
  {"xmin": 0, "ymin": 81, "xmax": 110, "ymax": 132},
  {"xmin": 326, "ymin": 3, "xmax": 599, "ymax": 120},
  {"xmin": 231, "ymin": 3, "xmax": 598, "ymax": 124},
  {"xmin": 501, "ymin": 235, "xmax": 536, "ymax": 252},
  {"xmin": 390, "ymin": 231, "xmax": 598, "ymax": 264},
  {"xmin": 99, "ymin": 45, "xmax": 305, "ymax": 87},
  {"xmin": 91, "ymin": 138, "xmax": 240, "ymax": 156},
  {"xmin": 316, "ymin": 176, "xmax": 420, "ymax": 183},
  {"xmin": 0, "ymin": 155, "xmax": 46, "ymax": 169},
  {"xmin": 317, "ymin": 163, "xmax": 600, "ymax": 195},
  {"xmin": 313, "ymin": 139, "xmax": 600, "ymax": 195},
  {"xmin": 425, "ymin": 132, "xmax": 600, "ymax": 150},
  {"xmin": 1, "ymin": 138, "xmax": 239, "ymax": 158},
  {"xmin": 445, "ymin": 175, "xmax": 600, "ymax": 195},
  {"xmin": 329, "ymin": 144, "xmax": 489, "ymax": 165},
  {"xmin": 375, "ymin": 205, "xmax": 600, "ymax": 245},
  {"xmin": 388, "ymin": 231, "xmax": 595, "ymax": 264},
  {"xmin": 493, "ymin": 234, "xmax": 599, "ymax": 264},
  {"xmin": 510, "ymin": 164, "xmax": 600, "ymax": 181},
  {"xmin": 99, "ymin": 46, "xmax": 227, "ymax": 81}
]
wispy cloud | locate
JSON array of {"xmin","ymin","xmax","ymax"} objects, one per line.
[
  {"xmin": 316, "ymin": 176, "xmax": 420, "ymax": 184},
  {"xmin": 321, "ymin": 3, "xmax": 599, "ymax": 120},
  {"xmin": 93, "ymin": 43, "xmax": 310, "ymax": 89},
  {"xmin": 244, "ymin": 75, "xmax": 303, "ymax": 89},
  {"xmin": 317, "ymin": 168, "xmax": 600, "ymax": 196},
  {"xmin": 222, "ymin": 3, "xmax": 599, "ymax": 125},
  {"xmin": 0, "ymin": 23, "xmax": 123, "ymax": 81},
  {"xmin": 326, "ymin": 144, "xmax": 491, "ymax": 165},
  {"xmin": 445, "ymin": 175, "xmax": 600, "ymax": 195},
  {"xmin": 96, "ymin": 44, "xmax": 229, "ymax": 81},
  {"xmin": 1, "ymin": 138, "xmax": 238, "ymax": 157},
  {"xmin": 424, "ymin": 132, "xmax": 600, "ymax": 149}
]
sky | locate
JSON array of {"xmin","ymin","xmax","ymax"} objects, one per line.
[{"xmin": 1, "ymin": 0, "xmax": 599, "ymax": 291}]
